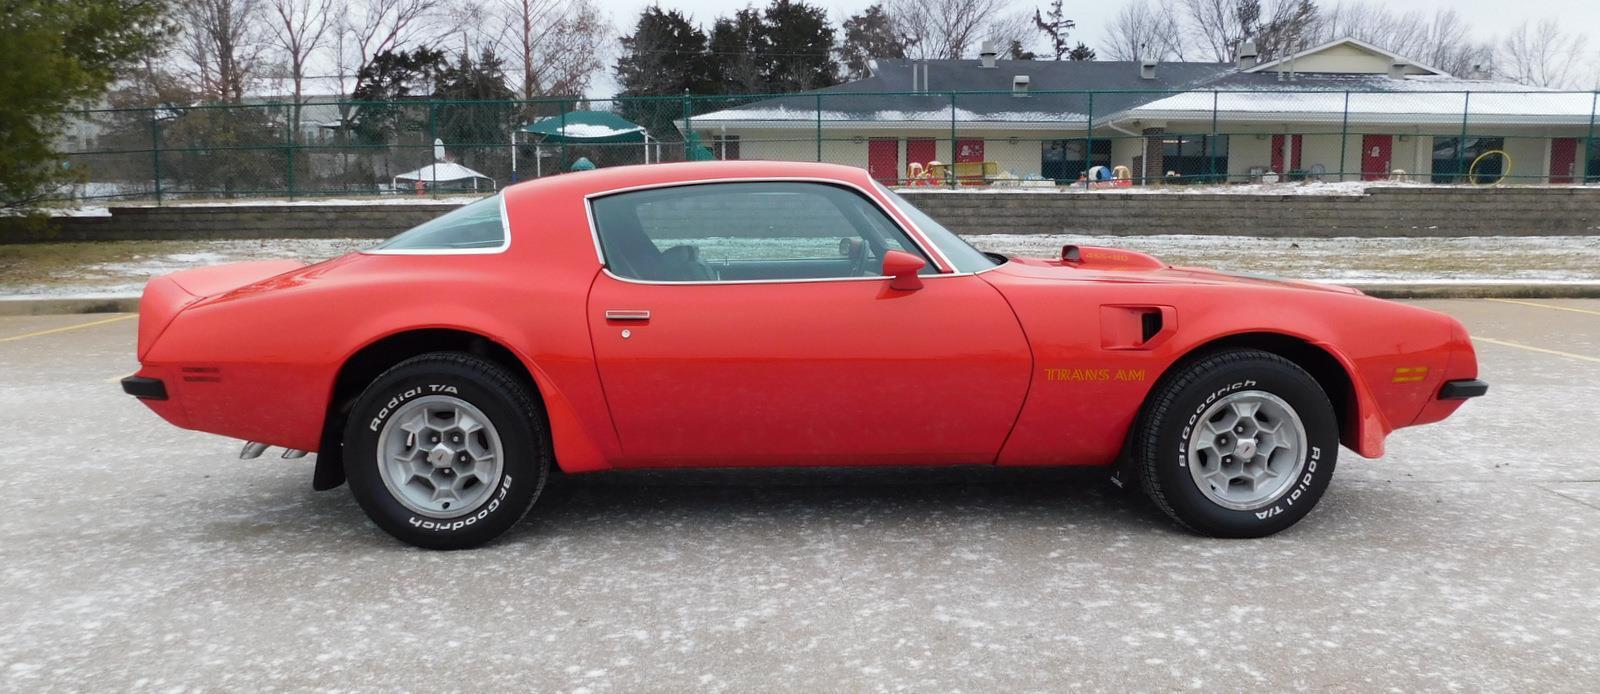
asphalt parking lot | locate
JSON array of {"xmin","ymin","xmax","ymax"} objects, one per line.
[{"xmin": 2, "ymin": 299, "xmax": 1598, "ymax": 692}]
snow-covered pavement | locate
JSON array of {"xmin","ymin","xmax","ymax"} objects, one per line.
[{"xmin": 0, "ymin": 300, "xmax": 1597, "ymax": 691}]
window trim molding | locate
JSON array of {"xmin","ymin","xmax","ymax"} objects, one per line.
[{"xmin": 583, "ymin": 177, "xmax": 964, "ymax": 286}]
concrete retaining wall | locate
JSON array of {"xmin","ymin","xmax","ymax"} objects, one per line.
[
  {"xmin": 11, "ymin": 186, "xmax": 1600, "ymax": 243},
  {"xmin": 898, "ymin": 187, "xmax": 1600, "ymax": 237}
]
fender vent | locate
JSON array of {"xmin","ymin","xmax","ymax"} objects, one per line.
[{"xmin": 1140, "ymin": 311, "xmax": 1162, "ymax": 343}]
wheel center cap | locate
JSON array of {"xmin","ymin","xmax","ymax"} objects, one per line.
[
  {"xmin": 427, "ymin": 444, "xmax": 454, "ymax": 468},
  {"xmin": 1235, "ymin": 438, "xmax": 1259, "ymax": 460}
]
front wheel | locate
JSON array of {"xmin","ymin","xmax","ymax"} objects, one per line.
[
  {"xmin": 1133, "ymin": 349, "xmax": 1339, "ymax": 537},
  {"xmin": 343, "ymin": 352, "xmax": 549, "ymax": 549}
]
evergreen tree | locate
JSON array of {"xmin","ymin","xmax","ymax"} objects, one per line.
[
  {"xmin": 1008, "ymin": 40, "xmax": 1038, "ymax": 60},
  {"xmin": 1032, "ymin": 0, "xmax": 1077, "ymax": 61},
  {"xmin": 758, "ymin": 0, "xmax": 840, "ymax": 92},
  {"xmin": 1067, "ymin": 42, "xmax": 1096, "ymax": 61},
  {"xmin": 350, "ymin": 47, "xmax": 447, "ymax": 146},
  {"xmin": 614, "ymin": 7, "xmax": 713, "ymax": 135},
  {"xmin": 708, "ymin": 8, "xmax": 766, "ymax": 94},
  {"xmin": 839, "ymin": 4, "xmax": 907, "ymax": 80},
  {"xmin": 433, "ymin": 49, "xmax": 516, "ymax": 170},
  {"xmin": 2, "ymin": 0, "xmax": 170, "ymax": 212}
]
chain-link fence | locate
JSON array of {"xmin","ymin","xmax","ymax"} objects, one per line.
[{"xmin": 52, "ymin": 89, "xmax": 1600, "ymax": 204}]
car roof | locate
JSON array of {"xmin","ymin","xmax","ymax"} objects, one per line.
[{"xmin": 503, "ymin": 160, "xmax": 876, "ymax": 200}]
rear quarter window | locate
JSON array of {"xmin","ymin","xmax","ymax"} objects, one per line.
[{"xmin": 370, "ymin": 195, "xmax": 507, "ymax": 253}]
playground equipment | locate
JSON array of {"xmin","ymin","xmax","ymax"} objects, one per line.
[{"xmin": 1468, "ymin": 149, "xmax": 1512, "ymax": 185}]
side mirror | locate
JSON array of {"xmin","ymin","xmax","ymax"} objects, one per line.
[{"xmin": 882, "ymin": 249, "xmax": 925, "ymax": 290}]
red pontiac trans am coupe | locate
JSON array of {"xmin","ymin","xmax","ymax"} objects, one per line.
[{"xmin": 122, "ymin": 161, "xmax": 1486, "ymax": 548}]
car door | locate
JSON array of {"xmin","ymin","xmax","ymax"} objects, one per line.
[{"xmin": 585, "ymin": 181, "xmax": 1032, "ymax": 468}]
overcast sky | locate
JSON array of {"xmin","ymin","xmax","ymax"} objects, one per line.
[{"xmin": 586, "ymin": 0, "xmax": 1597, "ymax": 95}]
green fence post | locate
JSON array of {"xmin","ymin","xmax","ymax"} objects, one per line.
[
  {"xmin": 1084, "ymin": 92, "xmax": 1095, "ymax": 189},
  {"xmin": 150, "ymin": 109, "xmax": 162, "ymax": 205},
  {"xmin": 1338, "ymin": 91, "xmax": 1350, "ymax": 182},
  {"xmin": 815, "ymin": 93, "xmax": 823, "ymax": 162},
  {"xmin": 560, "ymin": 101, "xmax": 568, "ymax": 172},
  {"xmin": 948, "ymin": 92, "xmax": 957, "ymax": 188},
  {"xmin": 682, "ymin": 93, "xmax": 692, "ymax": 160},
  {"xmin": 1586, "ymin": 92, "xmax": 1598, "ymax": 184},
  {"xmin": 1458, "ymin": 91, "xmax": 1471, "ymax": 184},
  {"xmin": 285, "ymin": 107, "xmax": 296, "ymax": 201},
  {"xmin": 1208, "ymin": 90, "xmax": 1219, "ymax": 183}
]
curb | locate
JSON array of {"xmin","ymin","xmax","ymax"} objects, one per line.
[
  {"xmin": 3, "ymin": 283, "xmax": 1599, "ymax": 316},
  {"xmin": 0, "ymin": 296, "xmax": 139, "ymax": 316},
  {"xmin": 1350, "ymin": 283, "xmax": 1600, "ymax": 299}
]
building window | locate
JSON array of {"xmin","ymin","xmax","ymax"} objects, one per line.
[
  {"xmin": 1432, "ymin": 136, "xmax": 1504, "ymax": 183},
  {"xmin": 1041, "ymin": 139, "xmax": 1112, "ymax": 182},
  {"xmin": 713, "ymin": 135, "xmax": 740, "ymax": 160},
  {"xmin": 1161, "ymin": 135, "xmax": 1229, "ymax": 183}
]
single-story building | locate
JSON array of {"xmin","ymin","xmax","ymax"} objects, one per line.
[{"xmin": 686, "ymin": 38, "xmax": 1599, "ymax": 186}]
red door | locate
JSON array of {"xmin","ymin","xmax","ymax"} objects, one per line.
[
  {"xmin": 587, "ymin": 274, "xmax": 1032, "ymax": 467},
  {"xmin": 1551, "ymin": 138, "xmax": 1579, "ymax": 184},
  {"xmin": 867, "ymin": 138, "xmax": 900, "ymax": 184},
  {"xmin": 906, "ymin": 138, "xmax": 936, "ymax": 167},
  {"xmin": 1271, "ymin": 135, "xmax": 1303, "ymax": 173},
  {"xmin": 1361, "ymin": 135, "xmax": 1392, "ymax": 181}
]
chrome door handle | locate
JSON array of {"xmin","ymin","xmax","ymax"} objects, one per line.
[{"xmin": 605, "ymin": 309, "xmax": 651, "ymax": 321}]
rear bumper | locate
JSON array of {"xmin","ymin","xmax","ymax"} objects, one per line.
[
  {"xmin": 120, "ymin": 376, "xmax": 168, "ymax": 400},
  {"xmin": 1439, "ymin": 378, "xmax": 1489, "ymax": 400}
]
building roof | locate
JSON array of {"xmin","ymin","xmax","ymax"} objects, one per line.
[
  {"xmin": 689, "ymin": 58, "xmax": 1235, "ymax": 130},
  {"xmin": 689, "ymin": 38, "xmax": 1584, "ymax": 130}
]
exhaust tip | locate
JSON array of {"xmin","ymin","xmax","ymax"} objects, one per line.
[
  {"xmin": 240, "ymin": 442, "xmax": 269, "ymax": 459},
  {"xmin": 281, "ymin": 449, "xmax": 308, "ymax": 459}
]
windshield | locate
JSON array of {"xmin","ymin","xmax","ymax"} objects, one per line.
[
  {"xmin": 370, "ymin": 195, "xmax": 507, "ymax": 252},
  {"xmin": 874, "ymin": 183, "xmax": 1000, "ymax": 272}
]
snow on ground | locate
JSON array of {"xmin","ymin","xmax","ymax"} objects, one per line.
[{"xmin": 3, "ymin": 234, "xmax": 1598, "ymax": 299}]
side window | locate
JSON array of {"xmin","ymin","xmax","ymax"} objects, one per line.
[
  {"xmin": 371, "ymin": 195, "xmax": 506, "ymax": 252},
  {"xmin": 590, "ymin": 182, "xmax": 932, "ymax": 282}
]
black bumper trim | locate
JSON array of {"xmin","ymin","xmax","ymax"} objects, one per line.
[
  {"xmin": 1439, "ymin": 379, "xmax": 1488, "ymax": 400},
  {"xmin": 121, "ymin": 376, "xmax": 168, "ymax": 401}
]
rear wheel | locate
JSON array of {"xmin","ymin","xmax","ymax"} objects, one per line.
[
  {"xmin": 1134, "ymin": 349, "xmax": 1338, "ymax": 537},
  {"xmin": 343, "ymin": 352, "xmax": 548, "ymax": 549}
]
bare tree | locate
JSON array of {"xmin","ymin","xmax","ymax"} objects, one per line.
[
  {"xmin": 335, "ymin": 0, "xmax": 448, "ymax": 100},
  {"xmin": 1178, "ymin": 0, "xmax": 1318, "ymax": 63},
  {"xmin": 1103, "ymin": 0, "xmax": 1185, "ymax": 62},
  {"xmin": 1501, "ymin": 19, "xmax": 1591, "ymax": 88},
  {"xmin": 1177, "ymin": 0, "xmax": 1251, "ymax": 62},
  {"xmin": 886, "ymin": 0, "xmax": 1019, "ymax": 60},
  {"xmin": 492, "ymin": 0, "xmax": 608, "ymax": 99},
  {"xmin": 180, "ymin": 0, "xmax": 268, "ymax": 102},
  {"xmin": 267, "ymin": 0, "xmax": 335, "ymax": 138}
]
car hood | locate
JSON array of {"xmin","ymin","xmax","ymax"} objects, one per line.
[{"xmin": 993, "ymin": 247, "xmax": 1363, "ymax": 296}]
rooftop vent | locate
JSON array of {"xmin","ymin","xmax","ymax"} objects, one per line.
[
  {"xmin": 1236, "ymin": 39, "xmax": 1259, "ymax": 70},
  {"xmin": 980, "ymin": 41, "xmax": 998, "ymax": 69},
  {"xmin": 1012, "ymin": 75, "xmax": 1030, "ymax": 96},
  {"xmin": 1140, "ymin": 59, "xmax": 1158, "ymax": 80},
  {"xmin": 1388, "ymin": 60, "xmax": 1409, "ymax": 79}
]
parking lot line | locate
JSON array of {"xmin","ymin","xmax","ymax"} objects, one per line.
[
  {"xmin": 1474, "ymin": 336, "xmax": 1600, "ymax": 364},
  {"xmin": 1486, "ymin": 298, "xmax": 1600, "ymax": 316},
  {"xmin": 0, "ymin": 314, "xmax": 134, "ymax": 344}
]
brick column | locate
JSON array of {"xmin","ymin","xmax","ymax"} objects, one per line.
[{"xmin": 1140, "ymin": 127, "xmax": 1166, "ymax": 185}]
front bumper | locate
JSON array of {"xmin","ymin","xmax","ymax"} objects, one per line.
[{"xmin": 1439, "ymin": 378, "xmax": 1489, "ymax": 400}]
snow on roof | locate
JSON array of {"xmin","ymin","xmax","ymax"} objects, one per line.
[
  {"xmin": 393, "ymin": 162, "xmax": 493, "ymax": 183},
  {"xmin": 1131, "ymin": 76, "xmax": 1596, "ymax": 124},
  {"xmin": 690, "ymin": 106, "xmax": 1086, "ymax": 127}
]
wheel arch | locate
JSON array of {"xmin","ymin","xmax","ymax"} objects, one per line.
[
  {"xmin": 314, "ymin": 328, "xmax": 547, "ymax": 491},
  {"xmin": 1150, "ymin": 331, "xmax": 1377, "ymax": 456}
]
